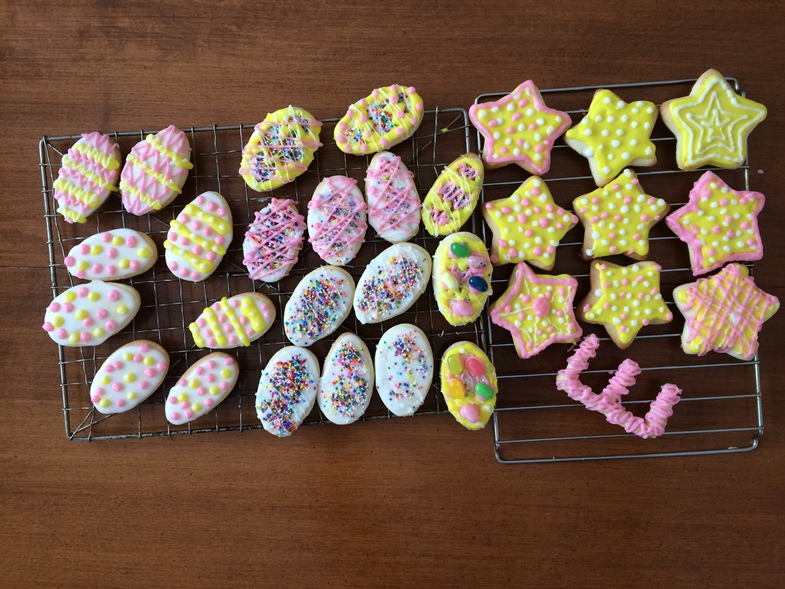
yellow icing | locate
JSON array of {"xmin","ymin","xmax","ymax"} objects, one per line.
[
  {"xmin": 72, "ymin": 141, "xmax": 120, "ymax": 170},
  {"xmin": 121, "ymin": 182, "xmax": 164, "ymax": 211},
  {"xmin": 183, "ymin": 203, "xmax": 232, "ymax": 235},
  {"xmin": 422, "ymin": 153, "xmax": 484, "ymax": 236},
  {"xmin": 565, "ymin": 90, "xmax": 658, "ymax": 186},
  {"xmin": 664, "ymin": 70, "xmax": 767, "ymax": 170},
  {"xmin": 240, "ymin": 296, "xmax": 265, "ymax": 332},
  {"xmin": 189, "ymin": 295, "xmax": 271, "ymax": 348},
  {"xmin": 59, "ymin": 158, "xmax": 119, "ymax": 192},
  {"xmin": 573, "ymin": 169, "xmax": 667, "ymax": 259},
  {"xmin": 124, "ymin": 152, "xmax": 184, "ymax": 194},
  {"xmin": 581, "ymin": 261, "xmax": 672, "ymax": 346},
  {"xmin": 188, "ymin": 322, "xmax": 205, "ymax": 348},
  {"xmin": 440, "ymin": 342, "xmax": 497, "ymax": 431},
  {"xmin": 145, "ymin": 134, "xmax": 194, "ymax": 170},
  {"xmin": 433, "ymin": 233, "xmax": 492, "ymax": 326},
  {"xmin": 218, "ymin": 297, "xmax": 250, "ymax": 347}
]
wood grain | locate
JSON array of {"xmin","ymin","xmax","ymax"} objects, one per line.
[{"xmin": 2, "ymin": 1, "xmax": 784, "ymax": 587}]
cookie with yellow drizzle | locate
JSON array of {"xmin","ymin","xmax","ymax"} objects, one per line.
[
  {"xmin": 661, "ymin": 69, "xmax": 767, "ymax": 171},
  {"xmin": 422, "ymin": 153, "xmax": 484, "ymax": 236},
  {"xmin": 165, "ymin": 191, "xmax": 233, "ymax": 282},
  {"xmin": 189, "ymin": 292, "xmax": 275, "ymax": 349},
  {"xmin": 469, "ymin": 80, "xmax": 571, "ymax": 175},
  {"xmin": 482, "ymin": 176, "xmax": 578, "ymax": 270},
  {"xmin": 239, "ymin": 105, "xmax": 323, "ymax": 192},
  {"xmin": 565, "ymin": 90, "xmax": 658, "ymax": 187},
  {"xmin": 573, "ymin": 169, "xmax": 669, "ymax": 260},
  {"xmin": 53, "ymin": 131, "xmax": 121, "ymax": 224},
  {"xmin": 578, "ymin": 260, "xmax": 673, "ymax": 349},
  {"xmin": 440, "ymin": 341, "xmax": 497, "ymax": 430},
  {"xmin": 334, "ymin": 84, "xmax": 424, "ymax": 154},
  {"xmin": 433, "ymin": 232, "xmax": 493, "ymax": 326},
  {"xmin": 120, "ymin": 125, "xmax": 193, "ymax": 215}
]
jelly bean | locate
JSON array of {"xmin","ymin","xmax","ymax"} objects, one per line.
[
  {"xmin": 445, "ymin": 378, "xmax": 465, "ymax": 399},
  {"xmin": 450, "ymin": 242, "xmax": 471, "ymax": 258},
  {"xmin": 465, "ymin": 355, "xmax": 486, "ymax": 377},
  {"xmin": 446, "ymin": 354, "xmax": 463, "ymax": 375},
  {"xmin": 475, "ymin": 382, "xmax": 495, "ymax": 399},
  {"xmin": 459, "ymin": 404, "xmax": 480, "ymax": 423},
  {"xmin": 468, "ymin": 275, "xmax": 488, "ymax": 292}
]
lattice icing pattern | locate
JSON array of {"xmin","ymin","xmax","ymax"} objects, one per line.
[
  {"xmin": 243, "ymin": 198, "xmax": 306, "ymax": 283},
  {"xmin": 365, "ymin": 151, "xmax": 421, "ymax": 243},
  {"xmin": 307, "ymin": 175, "xmax": 367, "ymax": 266}
]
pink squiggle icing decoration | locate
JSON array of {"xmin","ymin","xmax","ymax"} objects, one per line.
[
  {"xmin": 243, "ymin": 199, "xmax": 305, "ymax": 281},
  {"xmin": 555, "ymin": 334, "xmax": 682, "ymax": 439},
  {"xmin": 366, "ymin": 154, "xmax": 419, "ymax": 237},
  {"xmin": 308, "ymin": 176, "xmax": 367, "ymax": 262}
]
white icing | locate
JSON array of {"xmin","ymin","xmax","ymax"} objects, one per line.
[
  {"xmin": 65, "ymin": 229, "xmax": 157, "ymax": 281},
  {"xmin": 165, "ymin": 353, "xmax": 239, "ymax": 425},
  {"xmin": 307, "ymin": 176, "xmax": 367, "ymax": 266},
  {"xmin": 188, "ymin": 293, "xmax": 275, "ymax": 349},
  {"xmin": 375, "ymin": 324, "xmax": 433, "ymax": 417},
  {"xmin": 318, "ymin": 333, "xmax": 374, "ymax": 425},
  {"xmin": 365, "ymin": 151, "xmax": 421, "ymax": 243}
]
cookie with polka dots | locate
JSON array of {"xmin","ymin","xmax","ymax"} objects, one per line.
[
  {"xmin": 165, "ymin": 353, "xmax": 239, "ymax": 425},
  {"xmin": 65, "ymin": 229, "xmax": 158, "ymax": 281},
  {"xmin": 189, "ymin": 293, "xmax": 276, "ymax": 349}
]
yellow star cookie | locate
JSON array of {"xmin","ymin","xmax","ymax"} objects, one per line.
[
  {"xmin": 482, "ymin": 176, "xmax": 578, "ymax": 270},
  {"xmin": 565, "ymin": 90, "xmax": 658, "ymax": 187},
  {"xmin": 661, "ymin": 69, "xmax": 767, "ymax": 171},
  {"xmin": 578, "ymin": 260, "xmax": 672, "ymax": 349},
  {"xmin": 573, "ymin": 169, "xmax": 669, "ymax": 260}
]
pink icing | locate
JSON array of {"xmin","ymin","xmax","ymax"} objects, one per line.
[
  {"xmin": 365, "ymin": 153, "xmax": 420, "ymax": 240},
  {"xmin": 243, "ymin": 198, "xmax": 305, "ymax": 281},
  {"xmin": 308, "ymin": 176, "xmax": 367, "ymax": 264}
]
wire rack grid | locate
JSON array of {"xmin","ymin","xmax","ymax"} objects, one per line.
[
  {"xmin": 41, "ymin": 107, "xmax": 488, "ymax": 441},
  {"xmin": 474, "ymin": 77, "xmax": 766, "ymax": 463}
]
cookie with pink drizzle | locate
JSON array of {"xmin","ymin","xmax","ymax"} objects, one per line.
[
  {"xmin": 243, "ymin": 198, "xmax": 306, "ymax": 283},
  {"xmin": 318, "ymin": 333, "xmax": 375, "ymax": 425},
  {"xmin": 307, "ymin": 175, "xmax": 367, "ymax": 266},
  {"xmin": 53, "ymin": 131, "xmax": 121, "ymax": 224},
  {"xmin": 365, "ymin": 151, "xmax": 421, "ymax": 243},
  {"xmin": 556, "ymin": 334, "xmax": 682, "ymax": 439},
  {"xmin": 166, "ymin": 353, "xmax": 239, "ymax": 425},
  {"xmin": 120, "ymin": 125, "xmax": 193, "ymax": 215}
]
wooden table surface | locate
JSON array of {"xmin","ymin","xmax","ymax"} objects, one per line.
[{"xmin": 2, "ymin": 1, "xmax": 784, "ymax": 587}]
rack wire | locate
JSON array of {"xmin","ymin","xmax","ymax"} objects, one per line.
[
  {"xmin": 41, "ymin": 108, "xmax": 484, "ymax": 441},
  {"xmin": 475, "ymin": 78, "xmax": 766, "ymax": 463}
]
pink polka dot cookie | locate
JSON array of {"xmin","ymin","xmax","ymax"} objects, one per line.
[
  {"xmin": 189, "ymin": 292, "xmax": 275, "ymax": 349},
  {"xmin": 164, "ymin": 191, "xmax": 233, "ymax": 282},
  {"xmin": 243, "ymin": 198, "xmax": 306, "ymax": 283},
  {"xmin": 307, "ymin": 176, "xmax": 367, "ymax": 266},
  {"xmin": 65, "ymin": 229, "xmax": 157, "ymax": 281},
  {"xmin": 43, "ymin": 281, "xmax": 140, "ymax": 347},
  {"xmin": 166, "ymin": 353, "xmax": 239, "ymax": 425},
  {"xmin": 318, "ymin": 333, "xmax": 375, "ymax": 425},
  {"xmin": 91, "ymin": 340, "xmax": 169, "ymax": 414}
]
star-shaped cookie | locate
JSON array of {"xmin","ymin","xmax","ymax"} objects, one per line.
[
  {"xmin": 483, "ymin": 176, "xmax": 578, "ymax": 270},
  {"xmin": 578, "ymin": 260, "xmax": 672, "ymax": 349},
  {"xmin": 666, "ymin": 171, "xmax": 764, "ymax": 275},
  {"xmin": 573, "ymin": 168, "xmax": 669, "ymax": 260},
  {"xmin": 674, "ymin": 263, "xmax": 778, "ymax": 360},
  {"xmin": 661, "ymin": 69, "xmax": 767, "ymax": 171},
  {"xmin": 469, "ymin": 80, "xmax": 571, "ymax": 175},
  {"xmin": 489, "ymin": 262, "xmax": 582, "ymax": 359},
  {"xmin": 565, "ymin": 89, "xmax": 658, "ymax": 187}
]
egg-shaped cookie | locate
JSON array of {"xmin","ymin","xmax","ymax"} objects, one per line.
[
  {"xmin": 243, "ymin": 198, "xmax": 306, "ymax": 282},
  {"xmin": 65, "ymin": 229, "xmax": 157, "ymax": 281},
  {"xmin": 422, "ymin": 153, "xmax": 484, "ymax": 236},
  {"xmin": 440, "ymin": 341, "xmax": 498, "ymax": 430},
  {"xmin": 53, "ymin": 131, "xmax": 121, "ymax": 224},
  {"xmin": 375, "ymin": 324, "xmax": 434, "ymax": 417},
  {"xmin": 284, "ymin": 266, "xmax": 355, "ymax": 346},
  {"xmin": 334, "ymin": 84, "xmax": 424, "ymax": 154},
  {"xmin": 165, "ymin": 353, "xmax": 239, "ymax": 425},
  {"xmin": 353, "ymin": 243, "xmax": 431, "ymax": 324},
  {"xmin": 256, "ymin": 346, "xmax": 320, "ymax": 437},
  {"xmin": 188, "ymin": 292, "xmax": 275, "ymax": 349},
  {"xmin": 164, "ymin": 191, "xmax": 233, "ymax": 282},
  {"xmin": 318, "ymin": 333, "xmax": 374, "ymax": 425},
  {"xmin": 120, "ymin": 125, "xmax": 193, "ymax": 215},
  {"xmin": 433, "ymin": 232, "xmax": 493, "ymax": 326},
  {"xmin": 91, "ymin": 340, "xmax": 169, "ymax": 414},
  {"xmin": 307, "ymin": 176, "xmax": 367, "ymax": 266},
  {"xmin": 365, "ymin": 151, "xmax": 421, "ymax": 243}
]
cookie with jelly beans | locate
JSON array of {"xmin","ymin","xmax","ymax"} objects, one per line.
[
  {"xmin": 440, "ymin": 342, "xmax": 497, "ymax": 430},
  {"xmin": 433, "ymin": 232, "xmax": 493, "ymax": 326},
  {"xmin": 318, "ymin": 333, "xmax": 374, "ymax": 425},
  {"xmin": 166, "ymin": 353, "xmax": 239, "ymax": 425},
  {"xmin": 422, "ymin": 153, "xmax": 484, "ymax": 237},
  {"xmin": 65, "ymin": 229, "xmax": 157, "ymax": 281}
]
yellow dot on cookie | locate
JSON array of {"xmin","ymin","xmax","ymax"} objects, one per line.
[
  {"xmin": 137, "ymin": 247, "xmax": 151, "ymax": 259},
  {"xmin": 88, "ymin": 291, "xmax": 100, "ymax": 302},
  {"xmin": 116, "ymin": 305, "xmax": 128, "ymax": 315},
  {"xmin": 123, "ymin": 373, "xmax": 136, "ymax": 383},
  {"xmin": 90, "ymin": 244, "xmax": 103, "ymax": 255},
  {"xmin": 220, "ymin": 368, "xmax": 232, "ymax": 379},
  {"xmin": 112, "ymin": 235, "xmax": 124, "ymax": 246},
  {"xmin": 143, "ymin": 356, "xmax": 155, "ymax": 366},
  {"xmin": 119, "ymin": 259, "xmax": 130, "ymax": 270},
  {"xmin": 126, "ymin": 391, "xmax": 137, "ymax": 400}
]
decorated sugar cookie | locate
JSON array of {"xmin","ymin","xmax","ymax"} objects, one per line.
[
  {"xmin": 440, "ymin": 342, "xmax": 497, "ymax": 430},
  {"xmin": 91, "ymin": 340, "xmax": 169, "ymax": 414},
  {"xmin": 375, "ymin": 324, "xmax": 434, "ymax": 417},
  {"xmin": 665, "ymin": 171, "xmax": 764, "ymax": 275},
  {"xmin": 256, "ymin": 346, "xmax": 320, "ymax": 437},
  {"xmin": 164, "ymin": 191, "xmax": 233, "ymax": 282},
  {"xmin": 307, "ymin": 176, "xmax": 367, "ymax": 266},
  {"xmin": 469, "ymin": 80, "xmax": 571, "ymax": 175},
  {"xmin": 661, "ymin": 69, "xmax": 767, "ymax": 171},
  {"xmin": 489, "ymin": 262, "xmax": 582, "ymax": 359},
  {"xmin": 578, "ymin": 260, "xmax": 672, "ymax": 349},
  {"xmin": 482, "ymin": 176, "xmax": 578, "ymax": 270},
  {"xmin": 284, "ymin": 266, "xmax": 355, "ymax": 346},
  {"xmin": 354, "ymin": 243, "xmax": 432, "ymax": 324},
  {"xmin": 120, "ymin": 125, "xmax": 193, "ymax": 215},
  {"xmin": 239, "ymin": 105, "xmax": 323, "ymax": 192},
  {"xmin": 673, "ymin": 263, "xmax": 779, "ymax": 361},
  {"xmin": 189, "ymin": 292, "xmax": 275, "ymax": 349},
  {"xmin": 166, "ymin": 353, "xmax": 239, "ymax": 425},
  {"xmin": 43, "ymin": 281, "xmax": 140, "ymax": 347},
  {"xmin": 422, "ymin": 153, "xmax": 484, "ymax": 237},
  {"xmin": 53, "ymin": 132, "xmax": 121, "ymax": 224},
  {"xmin": 318, "ymin": 333, "xmax": 374, "ymax": 425},
  {"xmin": 65, "ymin": 229, "xmax": 157, "ymax": 281},
  {"xmin": 243, "ymin": 198, "xmax": 306, "ymax": 282},
  {"xmin": 573, "ymin": 169, "xmax": 669, "ymax": 260},
  {"xmin": 334, "ymin": 84, "xmax": 424, "ymax": 154},
  {"xmin": 365, "ymin": 151, "xmax": 421, "ymax": 243},
  {"xmin": 565, "ymin": 90, "xmax": 658, "ymax": 187},
  {"xmin": 433, "ymin": 232, "xmax": 493, "ymax": 326}
]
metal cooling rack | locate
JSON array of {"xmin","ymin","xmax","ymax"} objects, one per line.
[
  {"xmin": 41, "ymin": 108, "xmax": 487, "ymax": 441},
  {"xmin": 475, "ymin": 77, "xmax": 766, "ymax": 463}
]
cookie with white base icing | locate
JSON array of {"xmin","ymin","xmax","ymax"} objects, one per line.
[
  {"xmin": 433, "ymin": 232, "xmax": 493, "ymax": 326},
  {"xmin": 375, "ymin": 324, "xmax": 433, "ymax": 417},
  {"xmin": 318, "ymin": 333, "xmax": 374, "ymax": 425},
  {"xmin": 166, "ymin": 353, "xmax": 239, "ymax": 425},
  {"xmin": 440, "ymin": 342, "xmax": 497, "ymax": 430},
  {"xmin": 307, "ymin": 176, "xmax": 367, "ymax": 266},
  {"xmin": 65, "ymin": 229, "xmax": 157, "ymax": 281},
  {"xmin": 365, "ymin": 151, "xmax": 421, "ymax": 243},
  {"xmin": 189, "ymin": 292, "xmax": 275, "ymax": 349},
  {"xmin": 243, "ymin": 198, "xmax": 306, "ymax": 282},
  {"xmin": 422, "ymin": 153, "xmax": 484, "ymax": 237}
]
